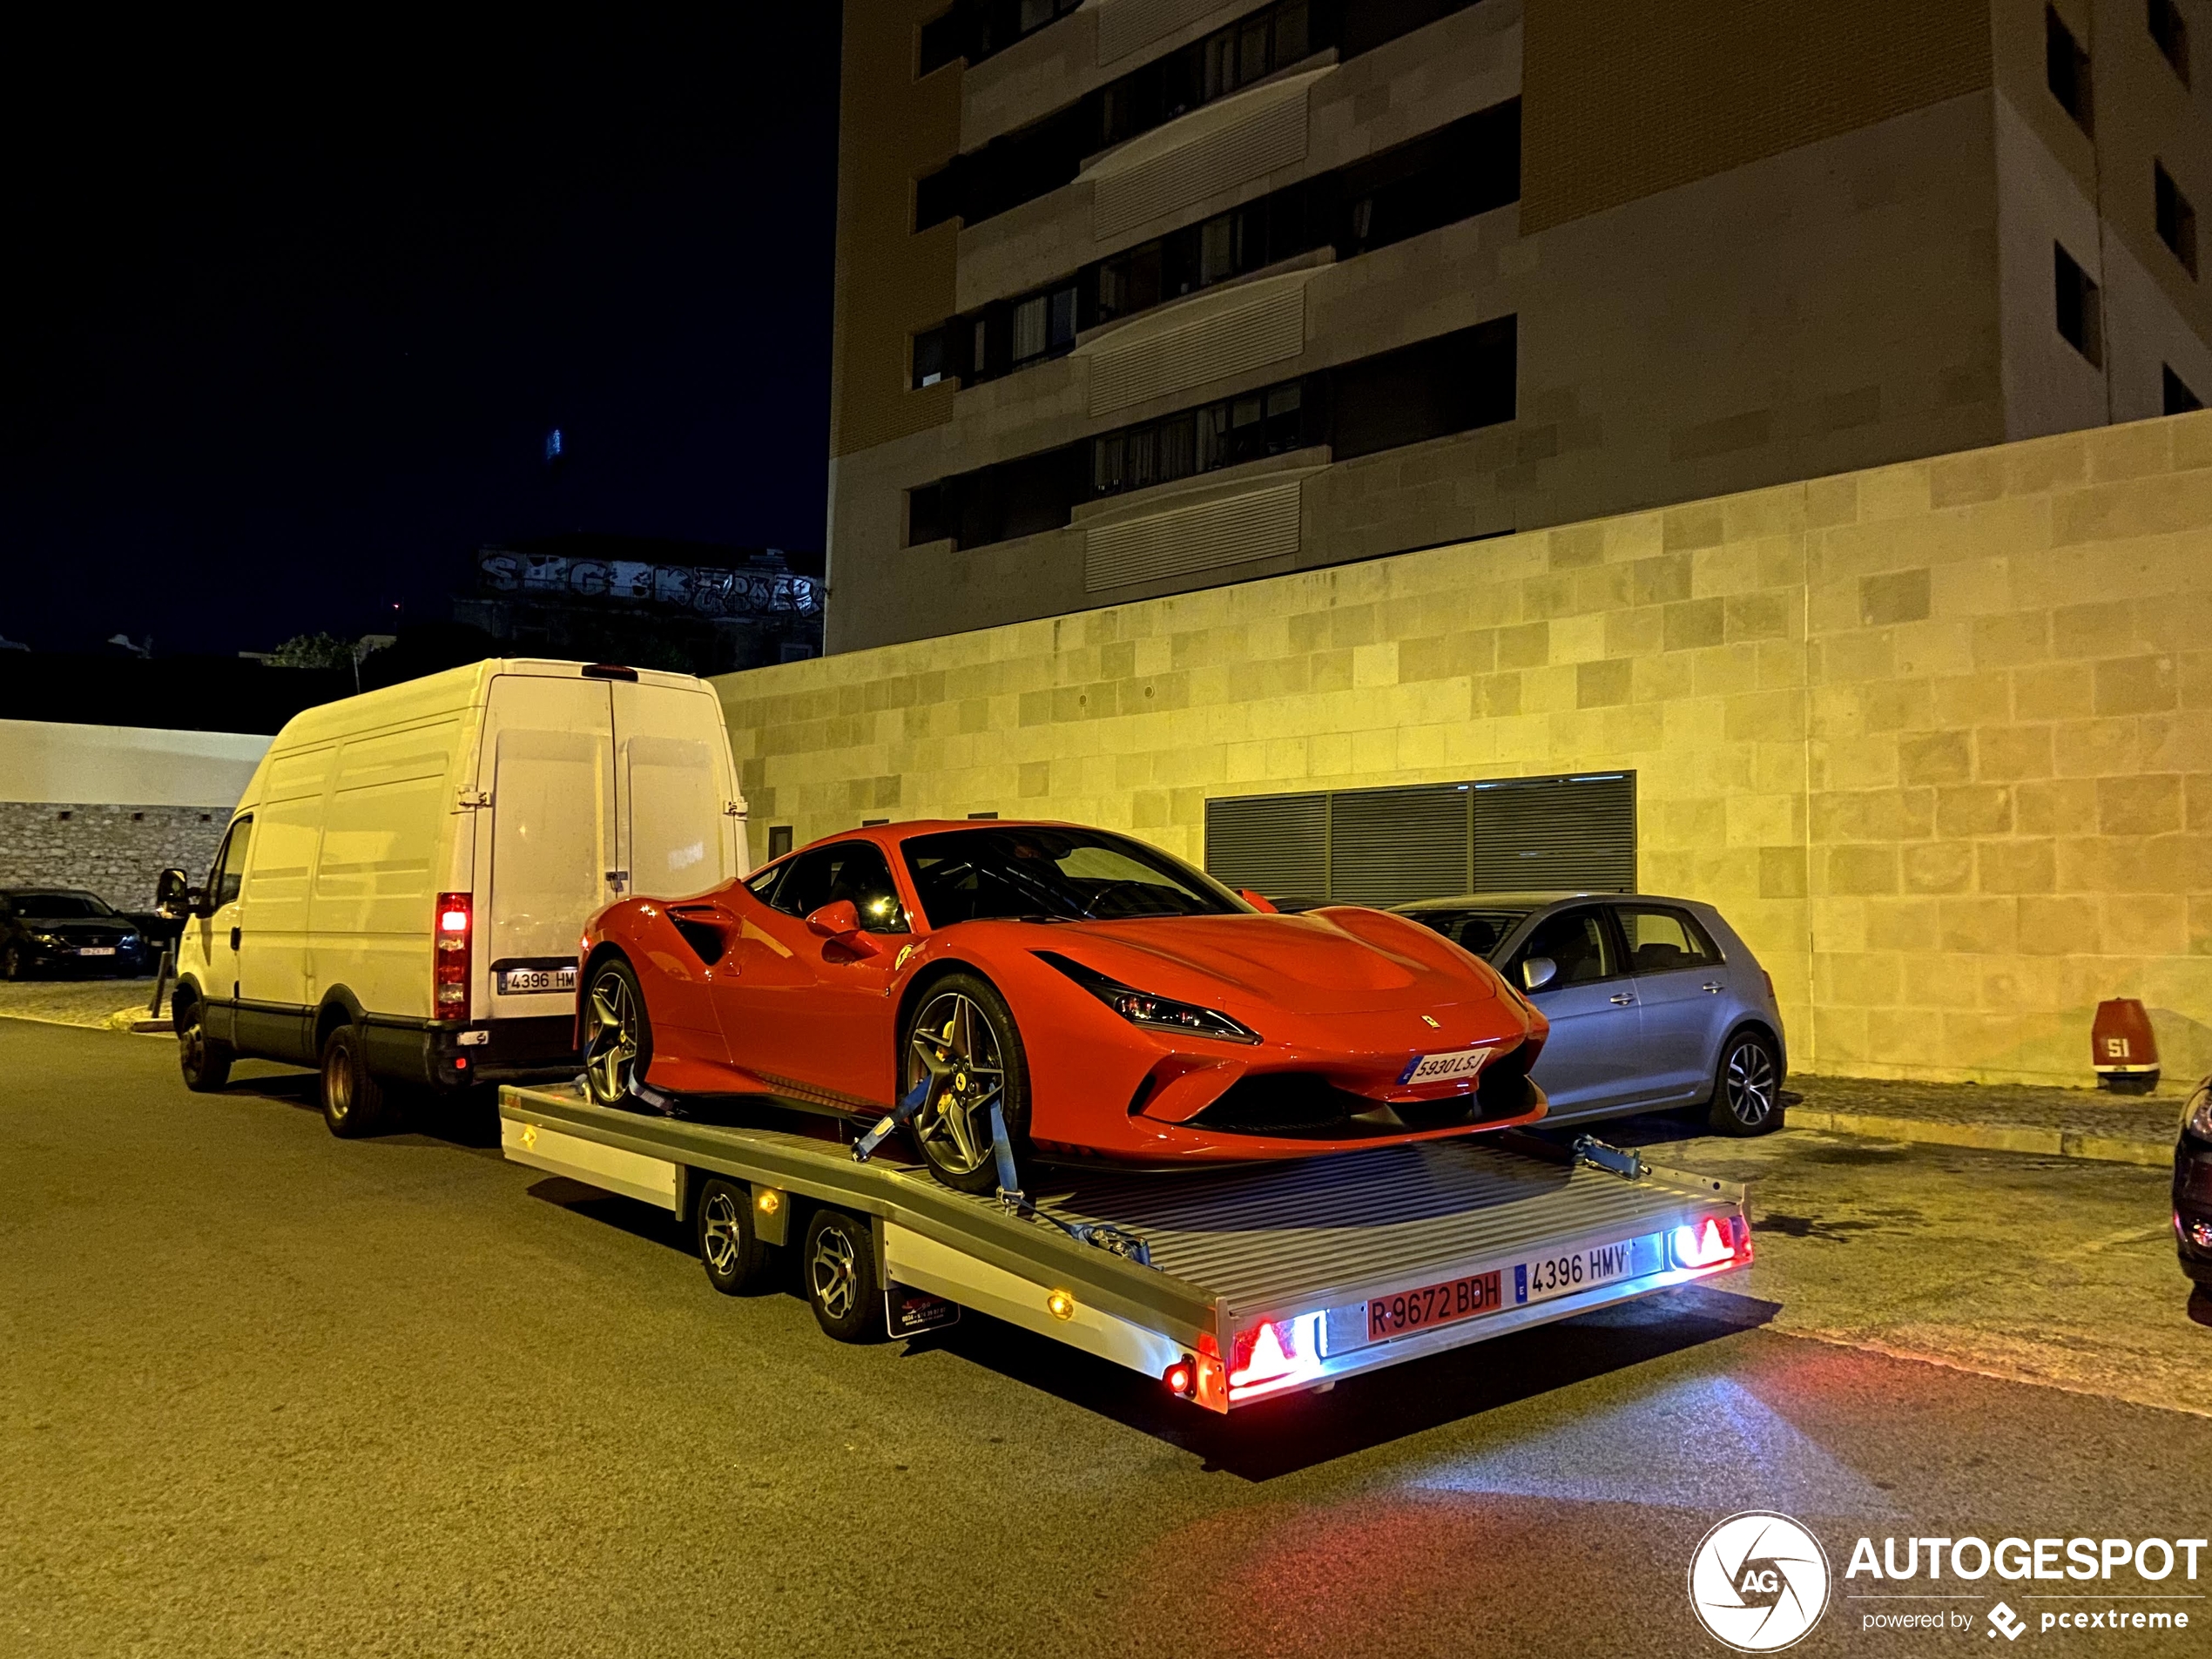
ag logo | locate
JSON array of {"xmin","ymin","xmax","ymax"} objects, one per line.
[{"xmin": 1687, "ymin": 1512, "xmax": 1831, "ymax": 1651}]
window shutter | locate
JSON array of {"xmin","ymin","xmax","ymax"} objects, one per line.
[
  {"xmin": 1204, "ymin": 791, "xmax": 1326, "ymax": 903},
  {"xmin": 1472, "ymin": 773, "xmax": 1635, "ymax": 893},
  {"xmin": 1325, "ymin": 784, "xmax": 1471, "ymax": 906}
]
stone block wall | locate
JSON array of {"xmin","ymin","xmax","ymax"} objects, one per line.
[
  {"xmin": 0, "ymin": 803, "xmax": 227, "ymax": 914},
  {"xmin": 718, "ymin": 410, "xmax": 2212, "ymax": 1088}
]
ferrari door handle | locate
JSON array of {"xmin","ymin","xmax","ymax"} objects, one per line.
[
  {"xmin": 1608, "ymin": 991, "xmax": 1635, "ymax": 1006},
  {"xmin": 1701, "ymin": 981, "xmax": 1723, "ymax": 994},
  {"xmin": 229, "ymin": 926, "xmax": 242, "ymax": 951}
]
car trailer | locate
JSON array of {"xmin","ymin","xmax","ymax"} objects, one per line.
[{"xmin": 497, "ymin": 1082, "xmax": 1752, "ymax": 1412}]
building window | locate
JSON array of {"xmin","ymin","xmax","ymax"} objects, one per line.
[
  {"xmin": 2054, "ymin": 243, "xmax": 2104, "ymax": 365},
  {"xmin": 2165, "ymin": 365, "xmax": 2203, "ymax": 413},
  {"xmin": 924, "ymin": 101, "xmax": 1521, "ymax": 388},
  {"xmin": 768, "ymin": 826, "xmax": 794, "ymax": 860},
  {"xmin": 913, "ymin": 327, "xmax": 949, "ymax": 389},
  {"xmin": 918, "ymin": 0, "xmax": 1081, "ymax": 76},
  {"xmin": 2151, "ymin": 0, "xmax": 2190, "ymax": 84},
  {"xmin": 2157, "ymin": 162, "xmax": 2198, "ymax": 276},
  {"xmin": 907, "ymin": 317, "xmax": 1517, "ymax": 551},
  {"xmin": 2047, "ymin": 6, "xmax": 2094, "ymax": 133}
]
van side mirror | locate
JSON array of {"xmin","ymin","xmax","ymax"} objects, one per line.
[
  {"xmin": 155, "ymin": 868, "xmax": 192, "ymax": 918},
  {"xmin": 806, "ymin": 900, "xmax": 882, "ymax": 957},
  {"xmin": 1521, "ymin": 956, "xmax": 1558, "ymax": 993}
]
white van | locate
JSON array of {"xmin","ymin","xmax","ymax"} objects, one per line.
[{"xmin": 163, "ymin": 659, "xmax": 748, "ymax": 1135}]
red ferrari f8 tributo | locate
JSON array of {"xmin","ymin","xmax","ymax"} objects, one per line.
[{"xmin": 577, "ymin": 820, "xmax": 1549, "ymax": 1190}]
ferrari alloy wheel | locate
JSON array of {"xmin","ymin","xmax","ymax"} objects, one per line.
[
  {"xmin": 801, "ymin": 1207, "xmax": 884, "ymax": 1342},
  {"xmin": 582, "ymin": 959, "xmax": 651, "ymax": 1107},
  {"xmin": 695, "ymin": 1176, "xmax": 771, "ymax": 1296},
  {"xmin": 901, "ymin": 974, "xmax": 1030, "ymax": 1195},
  {"xmin": 1708, "ymin": 1030, "xmax": 1783, "ymax": 1136}
]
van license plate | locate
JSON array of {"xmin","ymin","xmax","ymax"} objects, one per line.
[{"xmin": 498, "ymin": 966, "xmax": 577, "ymax": 995}]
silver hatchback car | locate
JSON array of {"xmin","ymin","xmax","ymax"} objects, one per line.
[{"xmin": 1392, "ymin": 892, "xmax": 1788, "ymax": 1136}]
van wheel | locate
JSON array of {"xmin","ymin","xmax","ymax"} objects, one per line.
[
  {"xmin": 1707, "ymin": 1030, "xmax": 1784, "ymax": 1136},
  {"xmin": 320, "ymin": 1025, "xmax": 390, "ymax": 1138},
  {"xmin": 801, "ymin": 1207, "xmax": 886, "ymax": 1343},
  {"xmin": 582, "ymin": 958, "xmax": 651, "ymax": 1106},
  {"xmin": 696, "ymin": 1177, "xmax": 772, "ymax": 1295},
  {"xmin": 177, "ymin": 999, "xmax": 232, "ymax": 1092}
]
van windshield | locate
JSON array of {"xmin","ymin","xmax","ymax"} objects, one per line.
[{"xmin": 901, "ymin": 827, "xmax": 1244, "ymax": 926}]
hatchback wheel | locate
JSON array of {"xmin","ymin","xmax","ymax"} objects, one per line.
[{"xmin": 1708, "ymin": 1030, "xmax": 1784, "ymax": 1136}]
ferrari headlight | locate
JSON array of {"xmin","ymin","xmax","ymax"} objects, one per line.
[
  {"xmin": 2187, "ymin": 1079, "xmax": 2212, "ymax": 1142},
  {"xmin": 1035, "ymin": 951, "xmax": 1261, "ymax": 1044}
]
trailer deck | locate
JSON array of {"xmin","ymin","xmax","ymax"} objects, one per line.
[{"xmin": 498, "ymin": 1082, "xmax": 1750, "ymax": 1411}]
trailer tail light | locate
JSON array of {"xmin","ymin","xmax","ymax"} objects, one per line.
[
  {"xmin": 1227, "ymin": 1312, "xmax": 1326, "ymax": 1398},
  {"xmin": 1670, "ymin": 1215, "xmax": 1748, "ymax": 1271},
  {"xmin": 1163, "ymin": 1357, "xmax": 1197, "ymax": 1398},
  {"xmin": 435, "ymin": 892, "xmax": 472, "ymax": 1019}
]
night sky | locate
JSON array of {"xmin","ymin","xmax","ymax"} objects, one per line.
[{"xmin": 2, "ymin": 13, "xmax": 840, "ymax": 658}]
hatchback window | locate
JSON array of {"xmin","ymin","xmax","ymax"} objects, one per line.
[
  {"xmin": 6, "ymin": 892, "xmax": 114, "ymax": 919},
  {"xmin": 1514, "ymin": 907, "xmax": 1616, "ymax": 988},
  {"xmin": 1404, "ymin": 907, "xmax": 1528, "ymax": 957},
  {"xmin": 768, "ymin": 842, "xmax": 910, "ymax": 934},
  {"xmin": 1615, "ymin": 906, "xmax": 1717, "ymax": 974}
]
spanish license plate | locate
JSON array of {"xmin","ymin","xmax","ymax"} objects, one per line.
[
  {"xmin": 1362, "ymin": 1237, "xmax": 1655, "ymax": 1345},
  {"xmin": 497, "ymin": 965, "xmax": 577, "ymax": 995},
  {"xmin": 1398, "ymin": 1045, "xmax": 1492, "ymax": 1086},
  {"xmin": 76, "ymin": 947, "xmax": 117, "ymax": 956}
]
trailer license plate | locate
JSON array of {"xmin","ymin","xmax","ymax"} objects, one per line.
[
  {"xmin": 1368, "ymin": 1269, "xmax": 1503, "ymax": 1340},
  {"xmin": 497, "ymin": 966, "xmax": 577, "ymax": 995},
  {"xmin": 1398, "ymin": 1046, "xmax": 1491, "ymax": 1086},
  {"xmin": 1363, "ymin": 1238, "xmax": 1653, "ymax": 1344}
]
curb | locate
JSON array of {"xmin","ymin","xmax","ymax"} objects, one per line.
[{"xmin": 1790, "ymin": 1107, "xmax": 2172, "ymax": 1169}]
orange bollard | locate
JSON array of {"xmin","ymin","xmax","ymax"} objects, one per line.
[{"xmin": 2091, "ymin": 998, "xmax": 2160, "ymax": 1093}]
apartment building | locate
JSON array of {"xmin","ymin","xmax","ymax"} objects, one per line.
[{"xmin": 826, "ymin": 0, "xmax": 2212, "ymax": 653}]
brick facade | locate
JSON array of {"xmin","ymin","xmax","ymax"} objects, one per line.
[
  {"xmin": 717, "ymin": 409, "xmax": 2212, "ymax": 1089},
  {"xmin": 0, "ymin": 802, "xmax": 228, "ymax": 914}
]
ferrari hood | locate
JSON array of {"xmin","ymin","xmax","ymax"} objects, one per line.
[{"xmin": 1044, "ymin": 911, "xmax": 1500, "ymax": 1016}]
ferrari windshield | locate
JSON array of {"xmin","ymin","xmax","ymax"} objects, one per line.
[{"xmin": 901, "ymin": 827, "xmax": 1244, "ymax": 926}]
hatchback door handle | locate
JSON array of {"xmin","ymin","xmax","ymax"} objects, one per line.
[
  {"xmin": 1609, "ymin": 992, "xmax": 1635, "ymax": 1006},
  {"xmin": 1702, "ymin": 981, "xmax": 1723, "ymax": 994}
]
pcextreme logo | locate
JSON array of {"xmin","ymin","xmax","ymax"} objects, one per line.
[{"xmin": 1688, "ymin": 1511, "xmax": 1833, "ymax": 1652}]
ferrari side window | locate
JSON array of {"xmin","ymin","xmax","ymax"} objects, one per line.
[
  {"xmin": 744, "ymin": 863, "xmax": 786, "ymax": 903},
  {"xmin": 771, "ymin": 843, "xmax": 910, "ymax": 934},
  {"xmin": 1513, "ymin": 907, "xmax": 1616, "ymax": 990}
]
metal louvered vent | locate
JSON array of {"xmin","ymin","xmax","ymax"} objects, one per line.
[
  {"xmin": 1204, "ymin": 792, "xmax": 1327, "ymax": 904},
  {"xmin": 1204, "ymin": 772, "xmax": 1635, "ymax": 906},
  {"xmin": 1325, "ymin": 784, "xmax": 1471, "ymax": 906},
  {"xmin": 1472, "ymin": 773, "xmax": 1636, "ymax": 893}
]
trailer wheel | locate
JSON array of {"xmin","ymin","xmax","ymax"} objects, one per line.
[
  {"xmin": 177, "ymin": 996, "xmax": 232, "ymax": 1092},
  {"xmin": 1707, "ymin": 1029, "xmax": 1784, "ymax": 1136},
  {"xmin": 900, "ymin": 972, "xmax": 1031, "ymax": 1195},
  {"xmin": 801, "ymin": 1207, "xmax": 886, "ymax": 1343},
  {"xmin": 582, "ymin": 957, "xmax": 651, "ymax": 1106},
  {"xmin": 320, "ymin": 1024, "xmax": 391, "ymax": 1138},
  {"xmin": 695, "ymin": 1177, "xmax": 772, "ymax": 1295}
]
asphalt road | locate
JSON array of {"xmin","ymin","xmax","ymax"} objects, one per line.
[{"xmin": 3, "ymin": 1021, "xmax": 2207, "ymax": 1659}]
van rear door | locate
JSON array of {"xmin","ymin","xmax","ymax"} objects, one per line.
[
  {"xmin": 477, "ymin": 674, "xmax": 617, "ymax": 1022},
  {"xmin": 610, "ymin": 678, "xmax": 745, "ymax": 901}
]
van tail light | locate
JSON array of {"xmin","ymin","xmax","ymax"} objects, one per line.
[{"xmin": 435, "ymin": 892, "xmax": 472, "ymax": 1020}]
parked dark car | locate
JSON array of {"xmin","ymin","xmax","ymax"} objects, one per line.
[
  {"xmin": 0, "ymin": 888, "xmax": 156, "ymax": 979},
  {"xmin": 2176, "ymin": 1075, "xmax": 2212, "ymax": 1312},
  {"xmin": 1393, "ymin": 891, "xmax": 1787, "ymax": 1135}
]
